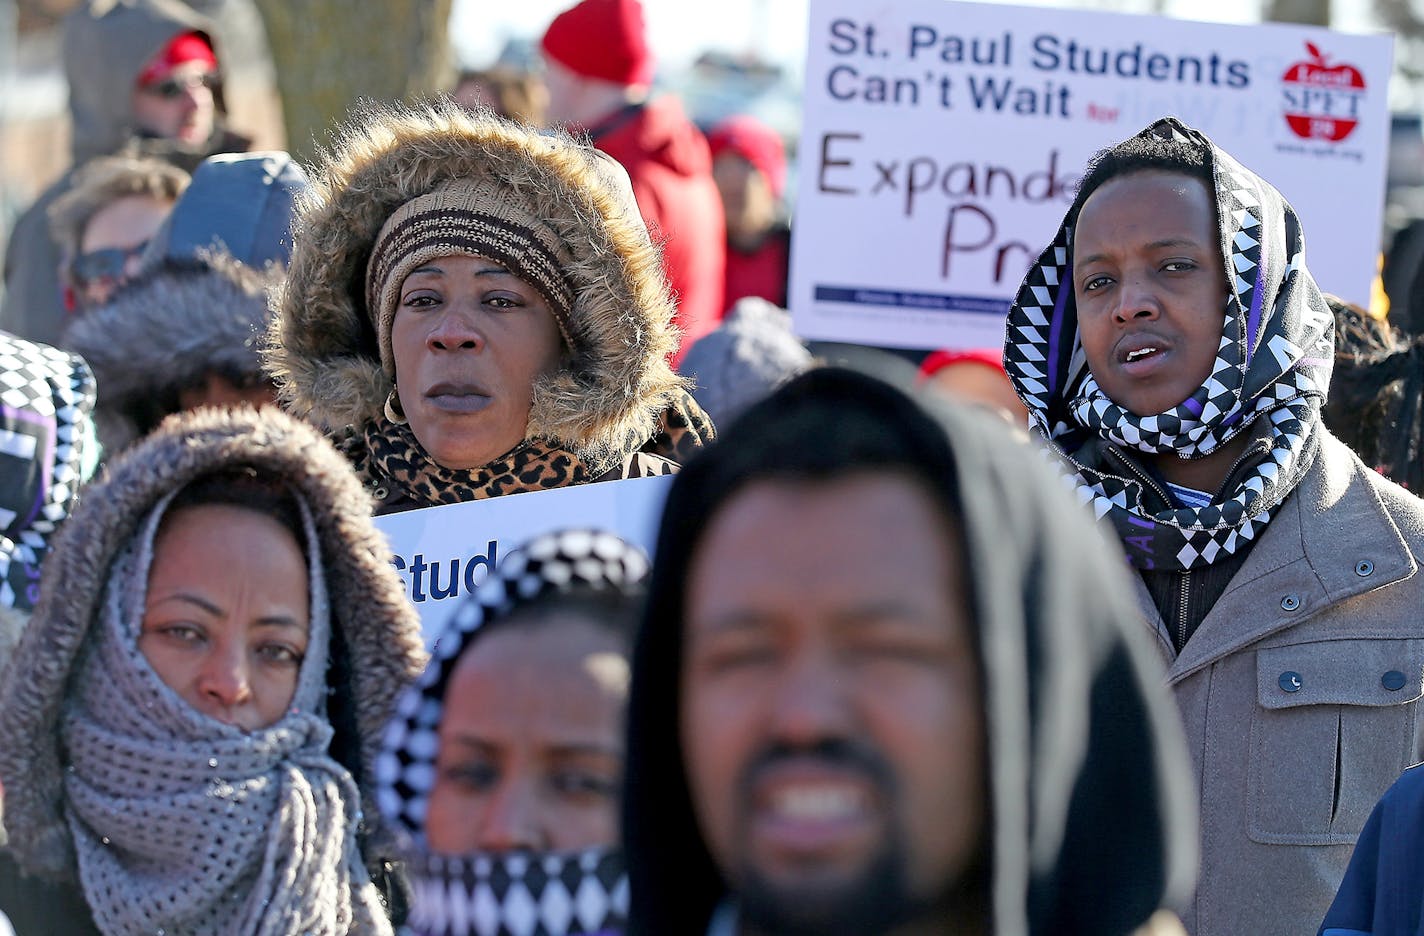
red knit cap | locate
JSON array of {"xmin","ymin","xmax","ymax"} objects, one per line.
[
  {"xmin": 709, "ymin": 115, "xmax": 787, "ymax": 200},
  {"xmin": 918, "ymin": 348, "xmax": 1009, "ymax": 382},
  {"xmin": 541, "ymin": 0, "xmax": 654, "ymax": 86},
  {"xmin": 136, "ymin": 31, "xmax": 217, "ymax": 87}
]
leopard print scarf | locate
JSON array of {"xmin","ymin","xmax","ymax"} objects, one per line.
[{"xmin": 346, "ymin": 390, "xmax": 714, "ymax": 511}]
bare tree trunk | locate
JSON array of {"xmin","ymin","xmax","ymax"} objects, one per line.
[
  {"xmin": 252, "ymin": 0, "xmax": 451, "ymax": 163},
  {"xmin": 1264, "ymin": 0, "xmax": 1331, "ymax": 26}
]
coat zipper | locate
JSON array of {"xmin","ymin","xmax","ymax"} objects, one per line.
[
  {"xmin": 1177, "ymin": 571, "xmax": 1191, "ymax": 651},
  {"xmin": 1173, "ymin": 440, "xmax": 1263, "ymax": 651},
  {"xmin": 1104, "ymin": 442, "xmax": 1262, "ymax": 654}
]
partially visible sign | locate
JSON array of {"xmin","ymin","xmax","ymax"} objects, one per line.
[
  {"xmin": 790, "ymin": 0, "xmax": 1392, "ymax": 351},
  {"xmin": 373, "ymin": 476, "xmax": 673, "ymax": 645}
]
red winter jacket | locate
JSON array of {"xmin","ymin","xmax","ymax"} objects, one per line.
[{"xmin": 586, "ymin": 98, "xmax": 726, "ymax": 362}]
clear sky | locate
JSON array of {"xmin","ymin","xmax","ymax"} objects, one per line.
[
  {"xmin": 450, "ymin": 0, "xmax": 815, "ymax": 74},
  {"xmin": 451, "ymin": 0, "xmax": 1391, "ymax": 94}
]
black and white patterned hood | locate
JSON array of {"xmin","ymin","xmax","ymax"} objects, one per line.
[
  {"xmin": 0, "ymin": 333, "xmax": 96, "ymax": 611},
  {"xmin": 376, "ymin": 529, "xmax": 647, "ymax": 936},
  {"xmin": 1003, "ymin": 117, "xmax": 1334, "ymax": 572}
]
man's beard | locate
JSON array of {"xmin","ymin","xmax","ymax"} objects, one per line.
[
  {"xmin": 735, "ymin": 834, "xmax": 930, "ymax": 936},
  {"xmin": 727, "ymin": 738, "xmax": 986, "ymax": 936}
]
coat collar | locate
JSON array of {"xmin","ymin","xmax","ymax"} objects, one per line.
[{"xmin": 1134, "ymin": 432, "xmax": 1418, "ymax": 682}]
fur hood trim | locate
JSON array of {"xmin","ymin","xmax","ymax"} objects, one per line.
[
  {"xmin": 0, "ymin": 406, "xmax": 427, "ymax": 880},
  {"xmin": 65, "ymin": 253, "xmax": 277, "ymax": 405},
  {"xmin": 264, "ymin": 100, "xmax": 686, "ymax": 464}
]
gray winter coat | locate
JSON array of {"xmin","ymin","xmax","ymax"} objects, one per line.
[{"xmin": 1137, "ymin": 430, "xmax": 1424, "ymax": 936}]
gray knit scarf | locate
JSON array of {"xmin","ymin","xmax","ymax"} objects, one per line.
[{"xmin": 58, "ymin": 490, "xmax": 393, "ymax": 936}]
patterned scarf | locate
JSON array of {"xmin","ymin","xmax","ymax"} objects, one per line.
[
  {"xmin": 1003, "ymin": 118, "xmax": 1334, "ymax": 571},
  {"xmin": 376, "ymin": 529, "xmax": 647, "ymax": 936},
  {"xmin": 348, "ymin": 391, "xmax": 713, "ymax": 509},
  {"xmin": 405, "ymin": 848, "xmax": 628, "ymax": 936},
  {"xmin": 60, "ymin": 490, "xmax": 391, "ymax": 936}
]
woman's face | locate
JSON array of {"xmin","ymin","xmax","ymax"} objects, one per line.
[
  {"xmin": 139, "ymin": 503, "xmax": 311, "ymax": 731},
  {"xmin": 391, "ymin": 254, "xmax": 566, "ymax": 469},
  {"xmin": 424, "ymin": 612, "xmax": 629, "ymax": 854},
  {"xmin": 714, "ymin": 152, "xmax": 776, "ymax": 241}
]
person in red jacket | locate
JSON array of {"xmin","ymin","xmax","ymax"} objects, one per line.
[
  {"xmin": 541, "ymin": 0, "xmax": 726, "ymax": 361},
  {"xmin": 709, "ymin": 115, "xmax": 791, "ymax": 312}
]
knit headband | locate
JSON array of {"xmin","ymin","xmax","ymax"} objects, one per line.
[
  {"xmin": 365, "ymin": 181, "xmax": 578, "ymax": 377},
  {"xmin": 376, "ymin": 528, "xmax": 648, "ymax": 842}
]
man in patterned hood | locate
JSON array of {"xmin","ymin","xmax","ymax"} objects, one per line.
[{"xmin": 1002, "ymin": 118, "xmax": 1424, "ymax": 935}]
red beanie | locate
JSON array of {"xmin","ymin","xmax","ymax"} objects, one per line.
[
  {"xmin": 709, "ymin": 115, "xmax": 787, "ymax": 200},
  {"xmin": 541, "ymin": 0, "xmax": 654, "ymax": 86},
  {"xmin": 137, "ymin": 31, "xmax": 217, "ymax": 87}
]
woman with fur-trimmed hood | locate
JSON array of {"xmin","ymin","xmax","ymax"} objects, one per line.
[
  {"xmin": 265, "ymin": 101, "xmax": 713, "ymax": 515},
  {"xmin": 0, "ymin": 407, "xmax": 426, "ymax": 934}
]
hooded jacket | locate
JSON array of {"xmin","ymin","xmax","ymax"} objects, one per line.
[
  {"xmin": 140, "ymin": 150, "xmax": 307, "ymax": 270},
  {"xmin": 1, "ymin": 0, "xmax": 248, "ymax": 347},
  {"xmin": 622, "ymin": 367, "xmax": 1198, "ymax": 936},
  {"xmin": 585, "ymin": 97, "xmax": 727, "ymax": 360},
  {"xmin": 265, "ymin": 101, "xmax": 711, "ymax": 514},
  {"xmin": 0, "ymin": 407, "xmax": 426, "ymax": 923}
]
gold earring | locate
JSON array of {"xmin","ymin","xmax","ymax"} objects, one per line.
[{"xmin": 384, "ymin": 386, "xmax": 407, "ymax": 425}]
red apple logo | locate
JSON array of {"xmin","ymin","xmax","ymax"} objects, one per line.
[{"xmin": 1281, "ymin": 42, "xmax": 1366, "ymax": 142}]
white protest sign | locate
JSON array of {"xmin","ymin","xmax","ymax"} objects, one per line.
[
  {"xmin": 790, "ymin": 0, "xmax": 1392, "ymax": 350},
  {"xmin": 373, "ymin": 475, "xmax": 673, "ymax": 646}
]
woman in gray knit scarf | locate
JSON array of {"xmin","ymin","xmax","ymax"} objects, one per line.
[{"xmin": 0, "ymin": 406, "xmax": 427, "ymax": 935}]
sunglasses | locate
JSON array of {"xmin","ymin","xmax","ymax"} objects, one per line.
[
  {"xmin": 142, "ymin": 71, "xmax": 218, "ymax": 100},
  {"xmin": 71, "ymin": 240, "xmax": 148, "ymax": 288}
]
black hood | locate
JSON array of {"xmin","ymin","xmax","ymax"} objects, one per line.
[{"xmin": 621, "ymin": 367, "xmax": 1197, "ymax": 936}]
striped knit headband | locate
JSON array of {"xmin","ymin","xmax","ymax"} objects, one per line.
[{"xmin": 365, "ymin": 180, "xmax": 578, "ymax": 377}]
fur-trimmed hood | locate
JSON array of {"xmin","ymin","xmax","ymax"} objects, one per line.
[
  {"xmin": 66, "ymin": 254, "xmax": 275, "ymax": 403},
  {"xmin": 0, "ymin": 406, "xmax": 427, "ymax": 881},
  {"xmin": 64, "ymin": 253, "xmax": 278, "ymax": 454},
  {"xmin": 264, "ymin": 100, "xmax": 686, "ymax": 463}
]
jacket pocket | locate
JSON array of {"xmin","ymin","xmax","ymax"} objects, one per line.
[{"xmin": 1247, "ymin": 638, "xmax": 1423, "ymax": 845}]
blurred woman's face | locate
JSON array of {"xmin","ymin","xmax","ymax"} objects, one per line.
[
  {"xmin": 424, "ymin": 613, "xmax": 629, "ymax": 854},
  {"xmin": 713, "ymin": 152, "xmax": 776, "ymax": 244},
  {"xmin": 391, "ymin": 254, "xmax": 566, "ymax": 469},
  {"xmin": 138, "ymin": 504, "xmax": 310, "ymax": 731}
]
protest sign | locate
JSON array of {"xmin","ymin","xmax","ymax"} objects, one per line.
[
  {"xmin": 373, "ymin": 475, "xmax": 673, "ymax": 645},
  {"xmin": 790, "ymin": 0, "xmax": 1392, "ymax": 350}
]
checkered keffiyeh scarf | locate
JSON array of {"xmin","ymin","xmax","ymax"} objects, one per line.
[
  {"xmin": 376, "ymin": 529, "xmax": 646, "ymax": 935},
  {"xmin": 1003, "ymin": 118, "xmax": 1335, "ymax": 572}
]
